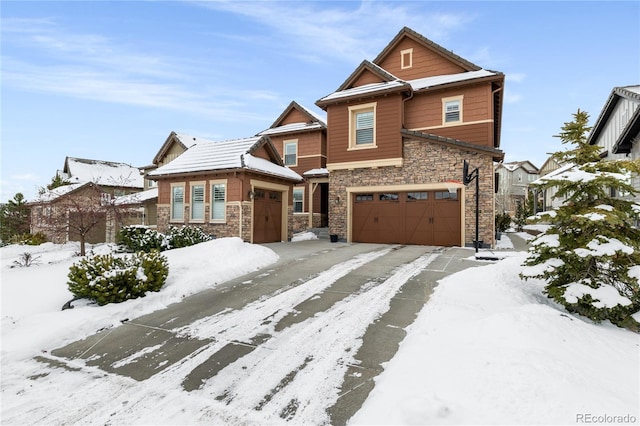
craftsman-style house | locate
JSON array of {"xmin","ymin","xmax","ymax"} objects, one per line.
[
  {"xmin": 148, "ymin": 135, "xmax": 302, "ymax": 243},
  {"xmin": 258, "ymin": 101, "xmax": 328, "ymax": 232},
  {"xmin": 494, "ymin": 161, "xmax": 540, "ymax": 215},
  {"xmin": 315, "ymin": 27, "xmax": 504, "ymax": 246}
]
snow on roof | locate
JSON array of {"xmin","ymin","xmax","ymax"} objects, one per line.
[
  {"xmin": 258, "ymin": 122, "xmax": 324, "ymax": 136},
  {"xmin": 28, "ymin": 183, "xmax": 85, "ymax": 203},
  {"xmin": 297, "ymin": 104, "xmax": 327, "ymax": 124},
  {"xmin": 148, "ymin": 136, "xmax": 302, "ymax": 181},
  {"xmin": 409, "ymin": 69, "xmax": 497, "ymax": 91},
  {"xmin": 243, "ymin": 154, "xmax": 302, "ymax": 181},
  {"xmin": 113, "ymin": 187, "xmax": 158, "ymax": 205},
  {"xmin": 318, "ymin": 80, "xmax": 408, "ymax": 103},
  {"xmin": 173, "ymin": 133, "xmax": 209, "ymax": 147},
  {"xmin": 65, "ymin": 157, "xmax": 143, "ymax": 188},
  {"xmin": 303, "ymin": 168, "xmax": 329, "ymax": 177},
  {"xmin": 317, "ymin": 69, "xmax": 497, "ymax": 104}
]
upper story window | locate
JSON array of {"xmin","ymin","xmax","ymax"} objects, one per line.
[
  {"xmin": 284, "ymin": 140, "xmax": 298, "ymax": 166},
  {"xmin": 171, "ymin": 184, "xmax": 184, "ymax": 221},
  {"xmin": 401, "ymin": 48, "xmax": 413, "ymax": 69},
  {"xmin": 211, "ymin": 181, "xmax": 226, "ymax": 222},
  {"xmin": 349, "ymin": 102, "xmax": 377, "ymax": 149},
  {"xmin": 147, "ymin": 178, "xmax": 157, "ymax": 188},
  {"xmin": 191, "ymin": 183, "xmax": 205, "ymax": 221},
  {"xmin": 442, "ymin": 95, "xmax": 463, "ymax": 125}
]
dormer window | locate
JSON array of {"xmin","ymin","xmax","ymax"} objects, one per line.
[{"xmin": 401, "ymin": 48, "xmax": 413, "ymax": 69}]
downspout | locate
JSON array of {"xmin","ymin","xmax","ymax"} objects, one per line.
[{"xmin": 491, "ymin": 85, "xmax": 503, "ymax": 147}]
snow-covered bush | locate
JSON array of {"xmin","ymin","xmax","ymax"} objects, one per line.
[
  {"xmin": 67, "ymin": 251, "xmax": 169, "ymax": 306},
  {"xmin": 521, "ymin": 110, "xmax": 640, "ymax": 331},
  {"xmin": 166, "ymin": 225, "xmax": 212, "ymax": 249},
  {"xmin": 117, "ymin": 225, "xmax": 211, "ymax": 252},
  {"xmin": 117, "ymin": 225, "xmax": 169, "ymax": 252}
]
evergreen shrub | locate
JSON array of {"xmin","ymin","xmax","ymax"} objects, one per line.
[
  {"xmin": 166, "ymin": 225, "xmax": 212, "ymax": 249},
  {"xmin": 67, "ymin": 251, "xmax": 169, "ymax": 306},
  {"xmin": 117, "ymin": 225, "xmax": 169, "ymax": 252}
]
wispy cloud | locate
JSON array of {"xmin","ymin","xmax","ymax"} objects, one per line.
[
  {"xmin": 196, "ymin": 1, "xmax": 475, "ymax": 64},
  {"xmin": 1, "ymin": 17, "xmax": 281, "ymax": 121}
]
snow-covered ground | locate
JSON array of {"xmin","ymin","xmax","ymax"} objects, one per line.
[{"xmin": 1, "ymin": 234, "xmax": 638, "ymax": 424}]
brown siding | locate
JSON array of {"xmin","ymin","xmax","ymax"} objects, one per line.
[
  {"xmin": 326, "ymin": 95, "xmax": 403, "ymax": 164},
  {"xmin": 281, "ymin": 109, "xmax": 308, "ymax": 125},
  {"xmin": 352, "ymin": 69, "xmax": 384, "ymax": 87},
  {"xmin": 252, "ymin": 145, "xmax": 272, "ymax": 161},
  {"xmin": 377, "ymin": 37, "xmax": 467, "ymax": 81}
]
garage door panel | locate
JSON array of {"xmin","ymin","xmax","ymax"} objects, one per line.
[
  {"xmin": 351, "ymin": 189, "xmax": 461, "ymax": 247},
  {"xmin": 253, "ymin": 190, "xmax": 282, "ymax": 244}
]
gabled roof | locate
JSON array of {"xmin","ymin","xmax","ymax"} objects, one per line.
[
  {"xmin": 401, "ymin": 129, "xmax": 504, "ymax": 161},
  {"xmin": 336, "ymin": 60, "xmax": 402, "ymax": 92},
  {"xmin": 27, "ymin": 183, "xmax": 87, "ymax": 204},
  {"xmin": 587, "ymin": 85, "xmax": 640, "ymax": 154},
  {"xmin": 113, "ymin": 187, "xmax": 158, "ymax": 205},
  {"xmin": 152, "ymin": 131, "xmax": 196, "ymax": 166},
  {"xmin": 62, "ymin": 157, "xmax": 143, "ymax": 188},
  {"xmin": 496, "ymin": 160, "xmax": 539, "ymax": 174},
  {"xmin": 147, "ymin": 135, "xmax": 302, "ymax": 181},
  {"xmin": 258, "ymin": 101, "xmax": 327, "ymax": 136},
  {"xmin": 373, "ymin": 26, "xmax": 482, "ymax": 72}
]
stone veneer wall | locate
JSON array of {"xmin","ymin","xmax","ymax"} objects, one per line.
[
  {"xmin": 328, "ymin": 138, "xmax": 496, "ymax": 247},
  {"xmin": 291, "ymin": 213, "xmax": 323, "ymax": 233},
  {"xmin": 157, "ymin": 201, "xmax": 293, "ymax": 243}
]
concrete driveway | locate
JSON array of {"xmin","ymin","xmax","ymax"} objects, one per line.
[{"xmin": 45, "ymin": 240, "xmax": 484, "ymax": 425}]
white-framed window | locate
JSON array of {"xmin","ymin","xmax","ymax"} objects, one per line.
[
  {"xmin": 442, "ymin": 95, "xmax": 463, "ymax": 125},
  {"xmin": 401, "ymin": 48, "xmax": 413, "ymax": 69},
  {"xmin": 171, "ymin": 184, "xmax": 185, "ymax": 221},
  {"xmin": 100, "ymin": 192, "xmax": 112, "ymax": 206},
  {"xmin": 147, "ymin": 178, "xmax": 157, "ymax": 188},
  {"xmin": 190, "ymin": 183, "xmax": 205, "ymax": 221},
  {"xmin": 210, "ymin": 181, "xmax": 226, "ymax": 222},
  {"xmin": 349, "ymin": 102, "xmax": 377, "ymax": 149},
  {"xmin": 293, "ymin": 187, "xmax": 304, "ymax": 213},
  {"xmin": 284, "ymin": 140, "xmax": 298, "ymax": 166}
]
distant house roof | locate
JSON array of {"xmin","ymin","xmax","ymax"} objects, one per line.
[
  {"xmin": 27, "ymin": 183, "xmax": 87, "ymax": 204},
  {"xmin": 587, "ymin": 85, "xmax": 640, "ymax": 154},
  {"xmin": 62, "ymin": 157, "xmax": 143, "ymax": 188},
  {"xmin": 147, "ymin": 135, "xmax": 302, "ymax": 181},
  {"xmin": 497, "ymin": 160, "xmax": 539, "ymax": 174}
]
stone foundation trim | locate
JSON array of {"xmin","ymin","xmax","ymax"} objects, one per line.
[{"xmin": 345, "ymin": 182, "xmax": 466, "ymax": 245}]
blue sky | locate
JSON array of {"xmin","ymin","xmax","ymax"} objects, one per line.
[{"xmin": 2, "ymin": 1, "xmax": 639, "ymax": 201}]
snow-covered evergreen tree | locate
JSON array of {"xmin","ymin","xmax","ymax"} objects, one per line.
[{"xmin": 521, "ymin": 109, "xmax": 640, "ymax": 330}]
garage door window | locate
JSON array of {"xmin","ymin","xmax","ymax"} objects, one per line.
[
  {"xmin": 407, "ymin": 192, "xmax": 428, "ymax": 200},
  {"xmin": 435, "ymin": 191, "xmax": 458, "ymax": 200},
  {"xmin": 379, "ymin": 193, "xmax": 399, "ymax": 201},
  {"xmin": 356, "ymin": 194, "xmax": 373, "ymax": 202}
]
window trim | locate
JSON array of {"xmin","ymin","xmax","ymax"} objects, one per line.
[
  {"xmin": 190, "ymin": 181, "xmax": 206, "ymax": 222},
  {"xmin": 293, "ymin": 187, "xmax": 304, "ymax": 213},
  {"xmin": 283, "ymin": 139, "xmax": 298, "ymax": 167},
  {"xmin": 442, "ymin": 95, "xmax": 464, "ymax": 126},
  {"xmin": 400, "ymin": 48, "xmax": 413, "ymax": 69},
  {"xmin": 170, "ymin": 183, "xmax": 185, "ymax": 222},
  {"xmin": 348, "ymin": 102, "xmax": 377, "ymax": 150},
  {"xmin": 209, "ymin": 179, "xmax": 227, "ymax": 223}
]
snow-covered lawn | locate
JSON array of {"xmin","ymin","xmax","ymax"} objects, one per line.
[{"xmin": 1, "ymin": 236, "xmax": 638, "ymax": 424}]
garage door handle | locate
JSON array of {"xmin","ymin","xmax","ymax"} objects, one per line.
[
  {"xmin": 374, "ymin": 217, "xmax": 379, "ymax": 223},
  {"xmin": 266, "ymin": 216, "xmax": 269, "ymax": 222}
]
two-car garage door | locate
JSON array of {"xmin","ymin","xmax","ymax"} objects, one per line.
[{"xmin": 352, "ymin": 190, "xmax": 461, "ymax": 246}]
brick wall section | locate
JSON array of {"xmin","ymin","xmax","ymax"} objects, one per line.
[
  {"xmin": 291, "ymin": 213, "xmax": 324, "ymax": 233},
  {"xmin": 329, "ymin": 138, "xmax": 495, "ymax": 247}
]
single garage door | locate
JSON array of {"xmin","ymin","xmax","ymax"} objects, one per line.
[
  {"xmin": 352, "ymin": 190, "xmax": 461, "ymax": 246},
  {"xmin": 253, "ymin": 189, "xmax": 283, "ymax": 243}
]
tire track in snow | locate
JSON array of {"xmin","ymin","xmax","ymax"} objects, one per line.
[{"xmin": 195, "ymin": 250, "xmax": 441, "ymax": 424}]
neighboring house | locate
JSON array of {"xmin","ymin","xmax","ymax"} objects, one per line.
[
  {"xmin": 117, "ymin": 132, "xmax": 193, "ymax": 230},
  {"xmin": 494, "ymin": 160, "xmax": 540, "ymax": 215},
  {"xmin": 587, "ymin": 85, "xmax": 640, "ymax": 202},
  {"xmin": 147, "ymin": 135, "xmax": 303, "ymax": 243},
  {"xmin": 315, "ymin": 27, "xmax": 505, "ymax": 247},
  {"xmin": 537, "ymin": 156, "xmax": 567, "ymax": 211},
  {"xmin": 29, "ymin": 157, "xmax": 143, "ymax": 244},
  {"xmin": 258, "ymin": 101, "xmax": 328, "ymax": 232}
]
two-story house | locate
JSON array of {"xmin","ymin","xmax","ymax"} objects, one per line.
[
  {"xmin": 29, "ymin": 156, "xmax": 143, "ymax": 244},
  {"xmin": 315, "ymin": 27, "xmax": 504, "ymax": 247},
  {"xmin": 494, "ymin": 160, "xmax": 540, "ymax": 215},
  {"xmin": 258, "ymin": 101, "xmax": 328, "ymax": 232}
]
